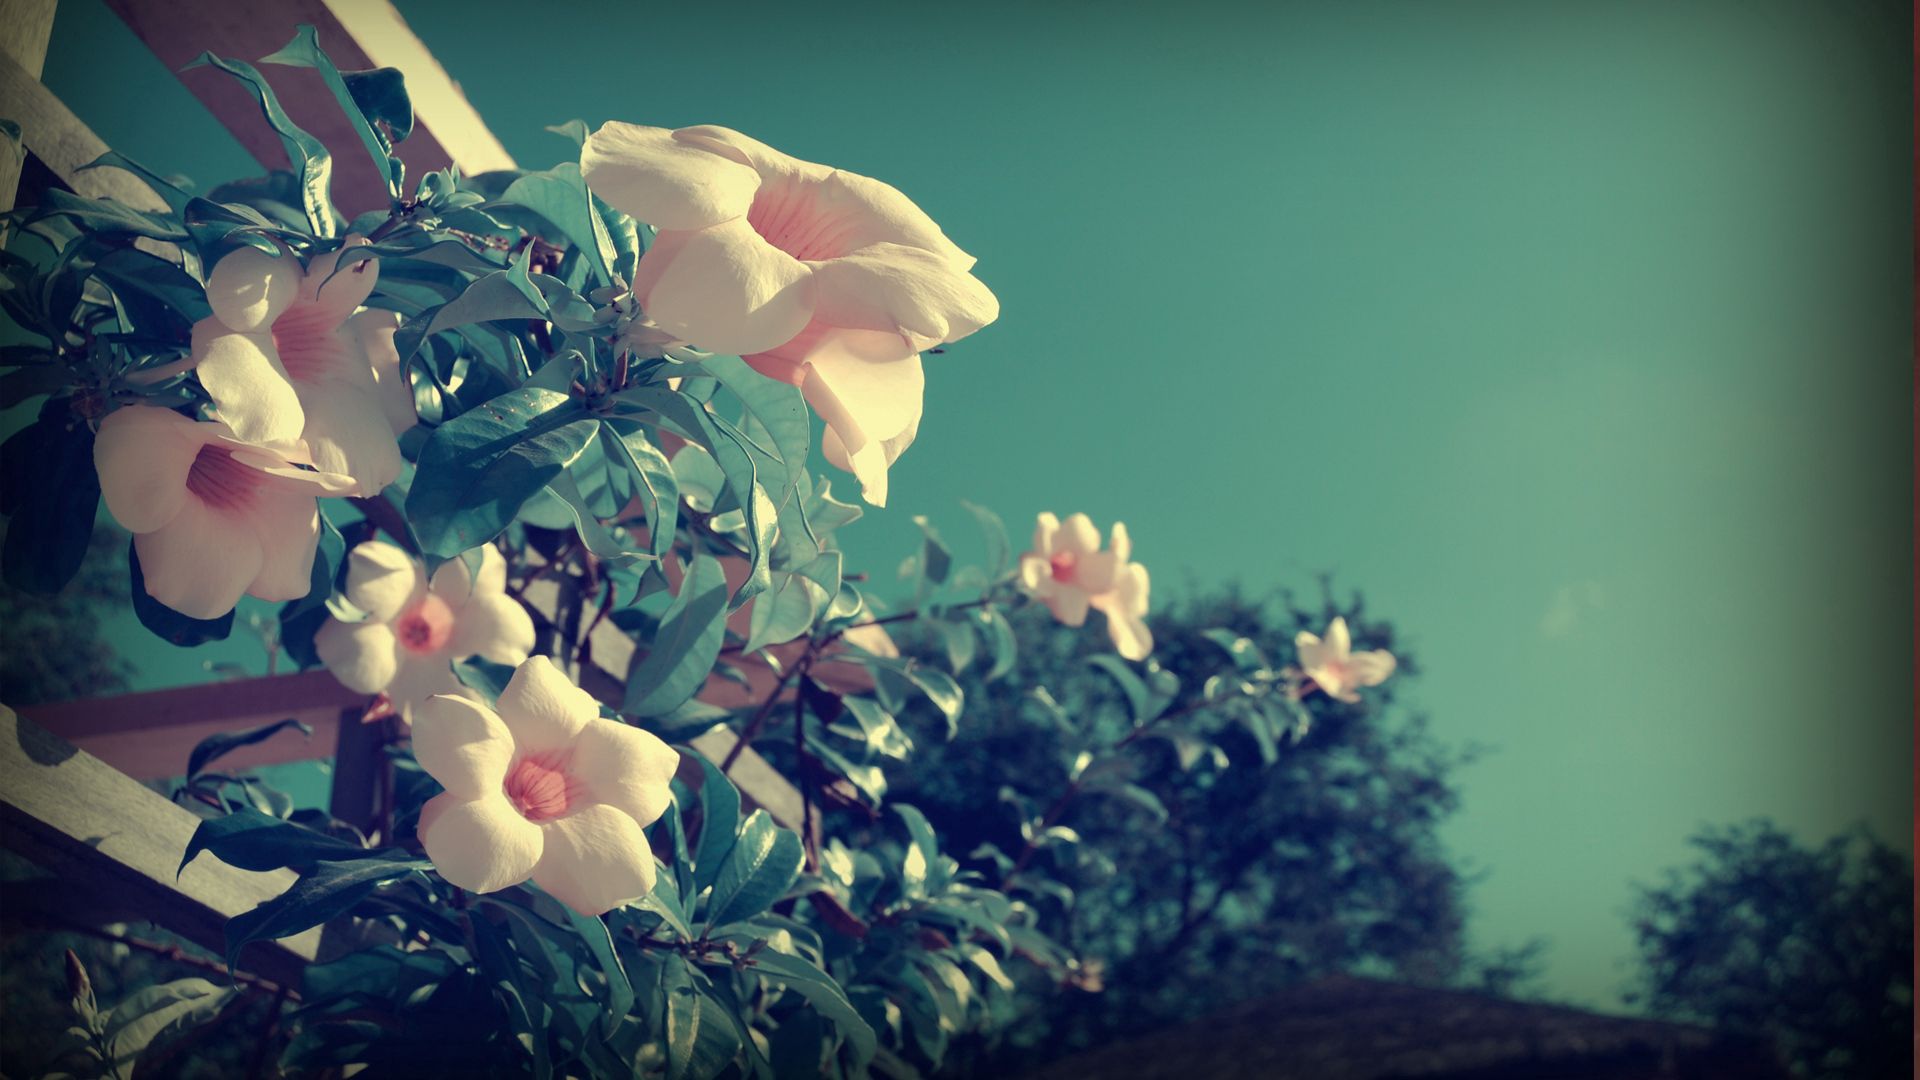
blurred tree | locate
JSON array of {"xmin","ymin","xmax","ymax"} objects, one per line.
[
  {"xmin": 880, "ymin": 583, "xmax": 1499, "ymax": 1071},
  {"xmin": 1627, "ymin": 820, "xmax": 1913, "ymax": 1080},
  {"xmin": 0, "ymin": 523, "xmax": 135, "ymax": 705}
]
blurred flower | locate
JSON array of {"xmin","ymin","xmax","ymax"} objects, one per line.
[
  {"xmin": 1294, "ymin": 617, "xmax": 1396, "ymax": 702},
  {"xmin": 581, "ymin": 122, "xmax": 998, "ymax": 506},
  {"xmin": 189, "ymin": 238, "xmax": 405, "ymax": 495},
  {"xmin": 1020, "ymin": 513, "xmax": 1154, "ymax": 660},
  {"xmin": 93, "ymin": 405, "xmax": 353, "ymax": 619},
  {"xmin": 314, "ymin": 543, "xmax": 534, "ymax": 720},
  {"xmin": 412, "ymin": 657, "xmax": 680, "ymax": 915}
]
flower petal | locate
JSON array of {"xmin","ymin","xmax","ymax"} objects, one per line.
[
  {"xmin": 300, "ymin": 236, "xmax": 378, "ymax": 320},
  {"xmin": 1059, "ymin": 514, "xmax": 1101, "ymax": 558},
  {"xmin": 495, "ymin": 656, "xmax": 596, "ymax": 755},
  {"xmin": 638, "ymin": 219, "xmax": 814, "ymax": 357},
  {"xmin": 1294, "ymin": 630, "xmax": 1326, "ymax": 672},
  {"xmin": 204, "ymin": 245, "xmax": 298, "ymax": 333},
  {"xmin": 244, "ymin": 488, "xmax": 322, "ymax": 602},
  {"xmin": 1046, "ymin": 585, "xmax": 1092, "ymax": 628},
  {"xmin": 1074, "ymin": 550, "xmax": 1119, "ymax": 595},
  {"xmin": 582, "ymin": 121, "xmax": 761, "ymax": 231},
  {"xmin": 385, "ymin": 657, "xmax": 467, "ymax": 720},
  {"xmin": 809, "ymin": 169, "xmax": 976, "ymax": 269},
  {"xmin": 569, "ymin": 719, "xmax": 680, "ymax": 829},
  {"xmin": 411, "ymin": 694, "xmax": 516, "ymax": 798},
  {"xmin": 803, "ymin": 337, "xmax": 923, "ymax": 446},
  {"xmin": 1019, "ymin": 553, "xmax": 1050, "ymax": 592},
  {"xmin": 1031, "ymin": 512, "xmax": 1060, "ymax": 558},
  {"xmin": 1325, "ymin": 617, "xmax": 1351, "ymax": 657},
  {"xmin": 531, "ymin": 804, "xmax": 655, "ymax": 916},
  {"xmin": 1345, "ymin": 650, "xmax": 1397, "ymax": 688},
  {"xmin": 350, "ymin": 309, "xmax": 417, "ymax": 435},
  {"xmin": 419, "ymin": 791, "xmax": 544, "ymax": 895},
  {"xmin": 1109, "ymin": 522, "xmax": 1133, "ymax": 564},
  {"xmin": 343, "ymin": 542, "xmax": 422, "ymax": 622},
  {"xmin": 299, "ymin": 381, "xmax": 402, "ymax": 497},
  {"xmin": 819, "ymin": 425, "xmax": 893, "ymax": 508},
  {"xmin": 134, "ymin": 500, "xmax": 264, "ymax": 619},
  {"xmin": 1105, "ymin": 611, "xmax": 1154, "ymax": 661},
  {"xmin": 430, "ymin": 546, "xmax": 509, "ymax": 607},
  {"xmin": 93, "ymin": 406, "xmax": 200, "ymax": 533},
  {"xmin": 809, "ymin": 243, "xmax": 998, "ymax": 352},
  {"xmin": 449, "ymin": 594, "xmax": 536, "ymax": 666},
  {"xmin": 191, "ymin": 320, "xmax": 305, "ymax": 446},
  {"xmin": 313, "ymin": 618, "xmax": 400, "ymax": 693}
]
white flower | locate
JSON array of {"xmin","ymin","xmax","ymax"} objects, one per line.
[
  {"xmin": 314, "ymin": 543, "xmax": 534, "ymax": 719},
  {"xmin": 1020, "ymin": 513, "xmax": 1154, "ymax": 661},
  {"xmin": 581, "ymin": 123, "xmax": 999, "ymax": 506},
  {"xmin": 93, "ymin": 405, "xmax": 354, "ymax": 619},
  {"xmin": 1294, "ymin": 617, "xmax": 1396, "ymax": 703},
  {"xmin": 412, "ymin": 657, "xmax": 680, "ymax": 916},
  {"xmin": 190, "ymin": 238, "xmax": 406, "ymax": 495}
]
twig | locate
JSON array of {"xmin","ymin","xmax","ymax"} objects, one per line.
[
  {"xmin": 720, "ymin": 650, "xmax": 813, "ymax": 771},
  {"xmin": 40, "ymin": 921, "xmax": 296, "ymax": 999},
  {"xmin": 245, "ymin": 985, "xmax": 290, "ymax": 1080}
]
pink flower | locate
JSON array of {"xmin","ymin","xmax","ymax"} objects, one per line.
[
  {"xmin": 93, "ymin": 405, "xmax": 354, "ymax": 619},
  {"xmin": 580, "ymin": 123, "xmax": 999, "ymax": 506},
  {"xmin": 190, "ymin": 239, "xmax": 407, "ymax": 496},
  {"xmin": 1294, "ymin": 617, "xmax": 1396, "ymax": 703},
  {"xmin": 412, "ymin": 657, "xmax": 680, "ymax": 916},
  {"xmin": 314, "ymin": 543, "xmax": 535, "ymax": 719},
  {"xmin": 1019, "ymin": 513, "xmax": 1154, "ymax": 661}
]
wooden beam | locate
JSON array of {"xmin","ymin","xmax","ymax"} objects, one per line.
[
  {"xmin": 0, "ymin": 706, "xmax": 319, "ymax": 986},
  {"xmin": 0, "ymin": 46, "xmax": 167, "ymax": 212},
  {"xmin": 20, "ymin": 669, "xmax": 366, "ymax": 781},
  {"xmin": 0, "ymin": 0, "xmax": 58, "ymax": 79},
  {"xmin": 101, "ymin": 0, "xmax": 513, "ymax": 215}
]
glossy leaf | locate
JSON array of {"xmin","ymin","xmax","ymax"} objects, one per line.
[
  {"xmin": 179, "ymin": 807, "xmax": 372, "ymax": 874},
  {"xmin": 625, "ymin": 554, "xmax": 729, "ymax": 717},
  {"xmin": 226, "ymin": 856, "xmax": 426, "ymax": 972},
  {"xmin": 705, "ymin": 810, "xmax": 802, "ymax": 929},
  {"xmin": 406, "ymin": 387, "xmax": 597, "ymax": 557}
]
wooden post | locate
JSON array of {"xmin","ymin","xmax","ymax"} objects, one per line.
[
  {"xmin": 0, "ymin": 707, "xmax": 319, "ymax": 986},
  {"xmin": 100, "ymin": 0, "xmax": 513, "ymax": 214}
]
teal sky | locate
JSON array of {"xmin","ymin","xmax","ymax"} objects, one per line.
[{"xmin": 38, "ymin": 0, "xmax": 1912, "ymax": 1009}]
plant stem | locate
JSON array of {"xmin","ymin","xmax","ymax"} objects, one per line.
[{"xmin": 42, "ymin": 921, "xmax": 296, "ymax": 999}]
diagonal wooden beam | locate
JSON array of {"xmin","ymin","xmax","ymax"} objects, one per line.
[
  {"xmin": 0, "ymin": 45, "xmax": 167, "ymax": 212},
  {"xmin": 101, "ymin": 0, "xmax": 513, "ymax": 215},
  {"xmin": 0, "ymin": 706, "xmax": 319, "ymax": 986}
]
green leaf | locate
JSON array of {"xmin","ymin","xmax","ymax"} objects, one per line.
[
  {"xmin": 748, "ymin": 951, "xmax": 877, "ymax": 1073},
  {"xmin": 77, "ymin": 150, "xmax": 194, "ymax": 215},
  {"xmin": 185, "ymin": 718, "xmax": 313, "ymax": 781},
  {"xmin": 186, "ymin": 51, "xmax": 333, "ymax": 235},
  {"xmin": 834, "ymin": 697, "xmax": 913, "ymax": 762},
  {"xmin": 959, "ymin": 500, "xmax": 1011, "ymax": 579},
  {"xmin": 545, "ymin": 467, "xmax": 649, "ymax": 569},
  {"xmin": 0, "ymin": 407, "xmax": 98, "ymax": 594},
  {"xmin": 393, "ymin": 265, "xmax": 548, "ymax": 363},
  {"xmin": 644, "ymin": 697, "xmax": 732, "ymax": 743},
  {"xmin": 103, "ymin": 977, "xmax": 235, "ymax": 1071},
  {"xmin": 865, "ymin": 657, "xmax": 964, "ymax": 739},
  {"xmin": 894, "ymin": 804, "xmax": 942, "ymax": 898},
  {"xmin": 261, "ymin": 25, "xmax": 408, "ymax": 200},
  {"xmin": 565, "ymin": 908, "xmax": 634, "ymax": 1036},
  {"xmin": 938, "ymin": 618, "xmax": 977, "ymax": 674},
  {"xmin": 470, "ymin": 911, "xmax": 552, "ymax": 1079},
  {"xmin": 1202, "ymin": 628, "xmax": 1271, "ymax": 673},
  {"xmin": 691, "ymin": 753, "xmax": 742, "ymax": 894},
  {"xmin": 544, "ymin": 119, "xmax": 590, "ymax": 148},
  {"xmin": 601, "ymin": 421, "xmax": 679, "ymax": 559},
  {"xmin": 704, "ymin": 810, "xmax": 802, "ymax": 929},
  {"xmin": 625, "ymin": 554, "xmax": 729, "ymax": 717},
  {"xmin": 226, "ymin": 856, "xmax": 426, "ymax": 972},
  {"xmin": 662, "ymin": 955, "xmax": 701, "ymax": 1080},
  {"xmin": 26, "ymin": 188, "xmax": 188, "ymax": 240},
  {"xmin": 129, "ymin": 543, "xmax": 233, "ymax": 646},
  {"xmin": 496, "ymin": 164, "xmax": 615, "ymax": 285},
  {"xmin": 453, "ymin": 656, "xmax": 518, "ymax": 701},
  {"xmin": 406, "ymin": 387, "xmax": 597, "ymax": 557},
  {"xmin": 179, "ymin": 807, "xmax": 372, "ymax": 874},
  {"xmin": 344, "ymin": 67, "xmax": 414, "ymax": 143},
  {"xmin": 1088, "ymin": 781, "xmax": 1169, "ymax": 825},
  {"xmin": 743, "ymin": 571, "xmax": 827, "ymax": 655},
  {"xmin": 978, "ymin": 607, "xmax": 1018, "ymax": 681},
  {"xmin": 1089, "ymin": 653, "xmax": 1156, "ymax": 723}
]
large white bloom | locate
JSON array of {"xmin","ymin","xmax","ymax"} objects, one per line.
[
  {"xmin": 1019, "ymin": 513, "xmax": 1154, "ymax": 661},
  {"xmin": 314, "ymin": 543, "xmax": 534, "ymax": 720},
  {"xmin": 413, "ymin": 657, "xmax": 680, "ymax": 916},
  {"xmin": 1294, "ymin": 617, "xmax": 1396, "ymax": 703},
  {"xmin": 581, "ymin": 123, "xmax": 999, "ymax": 506},
  {"xmin": 94, "ymin": 406, "xmax": 354, "ymax": 619},
  {"xmin": 190, "ymin": 238, "xmax": 408, "ymax": 496}
]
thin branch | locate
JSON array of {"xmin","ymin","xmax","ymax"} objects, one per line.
[{"xmin": 38, "ymin": 921, "xmax": 297, "ymax": 999}]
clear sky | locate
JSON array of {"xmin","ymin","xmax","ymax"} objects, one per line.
[{"xmin": 39, "ymin": 0, "xmax": 1911, "ymax": 1009}]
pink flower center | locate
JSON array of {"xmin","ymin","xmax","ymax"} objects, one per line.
[
  {"xmin": 185, "ymin": 445, "xmax": 257, "ymax": 511},
  {"xmin": 270, "ymin": 301, "xmax": 353, "ymax": 384},
  {"xmin": 504, "ymin": 753, "xmax": 577, "ymax": 822},
  {"xmin": 747, "ymin": 179, "xmax": 861, "ymax": 262},
  {"xmin": 394, "ymin": 594, "xmax": 455, "ymax": 654},
  {"xmin": 1050, "ymin": 552, "xmax": 1078, "ymax": 583}
]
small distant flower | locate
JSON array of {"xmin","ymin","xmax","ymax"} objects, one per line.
[
  {"xmin": 1020, "ymin": 512, "xmax": 1154, "ymax": 661},
  {"xmin": 412, "ymin": 657, "xmax": 680, "ymax": 916},
  {"xmin": 580, "ymin": 122, "xmax": 998, "ymax": 506},
  {"xmin": 1294, "ymin": 617, "xmax": 1396, "ymax": 703},
  {"xmin": 314, "ymin": 543, "xmax": 534, "ymax": 719},
  {"xmin": 190, "ymin": 238, "xmax": 405, "ymax": 495},
  {"xmin": 93, "ymin": 405, "xmax": 354, "ymax": 619}
]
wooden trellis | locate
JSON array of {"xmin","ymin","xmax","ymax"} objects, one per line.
[{"xmin": 0, "ymin": 0, "xmax": 804, "ymax": 980}]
